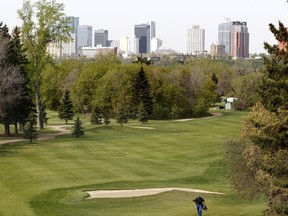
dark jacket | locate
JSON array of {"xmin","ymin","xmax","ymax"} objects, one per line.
[{"xmin": 193, "ymin": 196, "xmax": 204, "ymax": 205}]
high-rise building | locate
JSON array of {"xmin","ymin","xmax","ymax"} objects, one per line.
[
  {"xmin": 148, "ymin": 21, "xmax": 156, "ymax": 39},
  {"xmin": 62, "ymin": 16, "xmax": 79, "ymax": 57},
  {"xmin": 218, "ymin": 18, "xmax": 232, "ymax": 55},
  {"xmin": 47, "ymin": 16, "xmax": 79, "ymax": 57},
  {"xmin": 134, "ymin": 23, "xmax": 151, "ymax": 54},
  {"xmin": 187, "ymin": 25, "xmax": 205, "ymax": 55},
  {"xmin": 218, "ymin": 18, "xmax": 249, "ymax": 58},
  {"xmin": 77, "ymin": 25, "xmax": 92, "ymax": 55},
  {"xmin": 231, "ymin": 21, "xmax": 249, "ymax": 58},
  {"xmin": 94, "ymin": 29, "xmax": 108, "ymax": 47}
]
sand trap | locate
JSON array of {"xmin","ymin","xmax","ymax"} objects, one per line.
[
  {"xmin": 130, "ymin": 126, "xmax": 156, "ymax": 129},
  {"xmin": 86, "ymin": 187, "xmax": 223, "ymax": 199}
]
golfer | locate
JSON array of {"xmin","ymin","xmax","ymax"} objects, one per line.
[{"xmin": 193, "ymin": 194, "xmax": 205, "ymax": 216}]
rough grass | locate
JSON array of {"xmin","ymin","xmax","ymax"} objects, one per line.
[{"xmin": 0, "ymin": 111, "xmax": 266, "ymax": 216}]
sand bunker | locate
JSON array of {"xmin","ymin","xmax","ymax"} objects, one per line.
[{"xmin": 86, "ymin": 187, "xmax": 223, "ymax": 199}]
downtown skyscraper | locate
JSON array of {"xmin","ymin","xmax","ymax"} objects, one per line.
[
  {"xmin": 231, "ymin": 21, "xmax": 249, "ymax": 58},
  {"xmin": 94, "ymin": 29, "xmax": 109, "ymax": 47},
  {"xmin": 134, "ymin": 23, "xmax": 151, "ymax": 54},
  {"xmin": 187, "ymin": 25, "xmax": 205, "ymax": 55},
  {"xmin": 77, "ymin": 25, "xmax": 92, "ymax": 54},
  {"xmin": 218, "ymin": 18, "xmax": 249, "ymax": 58}
]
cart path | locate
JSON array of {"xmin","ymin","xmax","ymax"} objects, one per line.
[
  {"xmin": 0, "ymin": 125, "xmax": 71, "ymax": 145},
  {"xmin": 86, "ymin": 187, "xmax": 224, "ymax": 199}
]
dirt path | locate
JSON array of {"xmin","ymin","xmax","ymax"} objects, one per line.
[
  {"xmin": 0, "ymin": 125, "xmax": 71, "ymax": 145},
  {"xmin": 86, "ymin": 187, "xmax": 223, "ymax": 199}
]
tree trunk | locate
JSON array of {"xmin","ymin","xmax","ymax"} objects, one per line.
[
  {"xmin": 35, "ymin": 82, "xmax": 43, "ymax": 130},
  {"xmin": 4, "ymin": 121, "xmax": 11, "ymax": 136},
  {"xmin": 14, "ymin": 122, "xmax": 18, "ymax": 135}
]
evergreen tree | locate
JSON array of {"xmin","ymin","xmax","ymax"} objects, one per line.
[
  {"xmin": 0, "ymin": 23, "xmax": 27, "ymax": 136},
  {"xmin": 23, "ymin": 112, "xmax": 37, "ymax": 143},
  {"xmin": 58, "ymin": 90, "xmax": 74, "ymax": 124},
  {"xmin": 9, "ymin": 27, "xmax": 34, "ymax": 134},
  {"xmin": 72, "ymin": 116, "xmax": 84, "ymax": 138},
  {"xmin": 116, "ymin": 108, "xmax": 128, "ymax": 126},
  {"xmin": 90, "ymin": 107, "xmax": 102, "ymax": 125},
  {"xmin": 138, "ymin": 103, "xmax": 149, "ymax": 124},
  {"xmin": 101, "ymin": 107, "xmax": 111, "ymax": 126},
  {"xmin": 132, "ymin": 66, "xmax": 153, "ymax": 119}
]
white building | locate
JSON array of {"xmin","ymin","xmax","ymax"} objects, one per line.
[
  {"xmin": 151, "ymin": 37, "xmax": 163, "ymax": 52},
  {"xmin": 119, "ymin": 36, "xmax": 139, "ymax": 57},
  {"xmin": 187, "ymin": 25, "xmax": 205, "ymax": 55},
  {"xmin": 81, "ymin": 46, "xmax": 117, "ymax": 58}
]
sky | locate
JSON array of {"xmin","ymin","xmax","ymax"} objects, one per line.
[{"xmin": 1, "ymin": 0, "xmax": 288, "ymax": 54}]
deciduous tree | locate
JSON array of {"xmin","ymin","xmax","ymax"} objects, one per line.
[{"xmin": 18, "ymin": 0, "xmax": 72, "ymax": 129}]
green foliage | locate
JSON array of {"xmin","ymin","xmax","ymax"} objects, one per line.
[
  {"xmin": 116, "ymin": 108, "xmax": 129, "ymax": 126},
  {"xmin": 58, "ymin": 90, "xmax": 74, "ymax": 124},
  {"xmin": 18, "ymin": 0, "xmax": 72, "ymax": 129},
  {"xmin": 138, "ymin": 103, "xmax": 149, "ymax": 124},
  {"xmin": 225, "ymin": 21, "xmax": 288, "ymax": 216},
  {"xmin": 72, "ymin": 116, "xmax": 84, "ymax": 138},
  {"xmin": 90, "ymin": 107, "xmax": 103, "ymax": 125},
  {"xmin": 23, "ymin": 112, "xmax": 37, "ymax": 143},
  {"xmin": 0, "ymin": 23, "xmax": 30, "ymax": 136},
  {"xmin": 132, "ymin": 66, "xmax": 153, "ymax": 119}
]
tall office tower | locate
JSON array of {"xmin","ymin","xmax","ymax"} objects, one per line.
[
  {"xmin": 47, "ymin": 16, "xmax": 79, "ymax": 57},
  {"xmin": 77, "ymin": 25, "xmax": 92, "ymax": 55},
  {"xmin": 62, "ymin": 16, "xmax": 79, "ymax": 57},
  {"xmin": 94, "ymin": 29, "xmax": 108, "ymax": 47},
  {"xmin": 134, "ymin": 23, "xmax": 151, "ymax": 54},
  {"xmin": 218, "ymin": 18, "xmax": 232, "ymax": 55},
  {"xmin": 187, "ymin": 25, "xmax": 205, "ymax": 55},
  {"xmin": 231, "ymin": 21, "xmax": 249, "ymax": 58},
  {"xmin": 148, "ymin": 21, "xmax": 156, "ymax": 39}
]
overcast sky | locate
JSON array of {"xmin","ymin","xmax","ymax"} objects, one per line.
[{"xmin": 1, "ymin": 0, "xmax": 288, "ymax": 54}]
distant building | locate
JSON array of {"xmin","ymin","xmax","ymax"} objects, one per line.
[
  {"xmin": 134, "ymin": 23, "xmax": 151, "ymax": 54},
  {"xmin": 77, "ymin": 25, "xmax": 92, "ymax": 55},
  {"xmin": 187, "ymin": 25, "xmax": 205, "ymax": 55},
  {"xmin": 218, "ymin": 18, "xmax": 232, "ymax": 55},
  {"xmin": 94, "ymin": 29, "xmax": 109, "ymax": 47},
  {"xmin": 47, "ymin": 16, "xmax": 79, "ymax": 57},
  {"xmin": 154, "ymin": 45, "xmax": 175, "ymax": 54},
  {"xmin": 210, "ymin": 43, "xmax": 225, "ymax": 58},
  {"xmin": 151, "ymin": 37, "xmax": 163, "ymax": 52},
  {"xmin": 119, "ymin": 36, "xmax": 139, "ymax": 56},
  {"xmin": 81, "ymin": 46, "xmax": 117, "ymax": 58},
  {"xmin": 231, "ymin": 21, "xmax": 249, "ymax": 58},
  {"xmin": 218, "ymin": 18, "xmax": 249, "ymax": 58}
]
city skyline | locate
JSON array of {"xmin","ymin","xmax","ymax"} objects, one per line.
[{"xmin": 1, "ymin": 0, "xmax": 288, "ymax": 54}]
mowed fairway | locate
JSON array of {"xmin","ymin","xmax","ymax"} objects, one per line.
[{"xmin": 0, "ymin": 111, "xmax": 266, "ymax": 216}]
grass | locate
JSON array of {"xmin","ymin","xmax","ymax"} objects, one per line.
[{"xmin": 0, "ymin": 110, "xmax": 266, "ymax": 216}]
